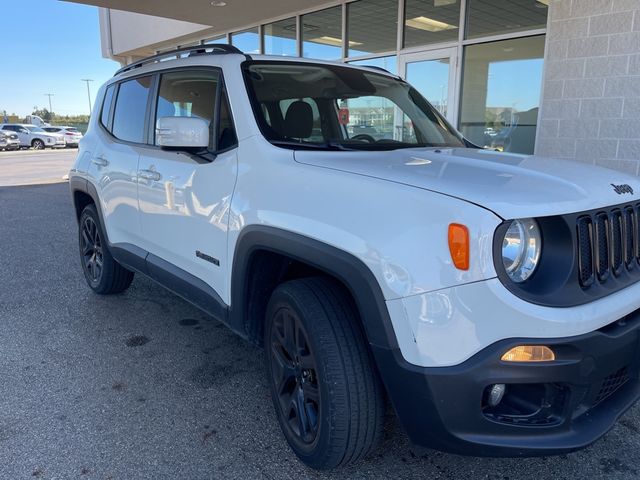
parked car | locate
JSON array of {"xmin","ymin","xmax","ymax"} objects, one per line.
[
  {"xmin": 0, "ymin": 124, "xmax": 65, "ymax": 149},
  {"xmin": 0, "ymin": 130, "xmax": 20, "ymax": 151},
  {"xmin": 69, "ymin": 45, "xmax": 640, "ymax": 470},
  {"xmin": 42, "ymin": 126, "xmax": 83, "ymax": 147}
]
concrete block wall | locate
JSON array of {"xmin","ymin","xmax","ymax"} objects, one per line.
[{"xmin": 536, "ymin": 0, "xmax": 640, "ymax": 176}]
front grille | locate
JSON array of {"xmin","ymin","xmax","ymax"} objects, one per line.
[
  {"xmin": 577, "ymin": 204, "xmax": 639, "ymax": 287},
  {"xmin": 593, "ymin": 367, "xmax": 629, "ymax": 406}
]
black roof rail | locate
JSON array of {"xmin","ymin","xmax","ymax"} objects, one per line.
[{"xmin": 114, "ymin": 44, "xmax": 246, "ymax": 76}]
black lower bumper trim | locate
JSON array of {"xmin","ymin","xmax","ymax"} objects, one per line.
[{"xmin": 373, "ymin": 308, "xmax": 640, "ymax": 457}]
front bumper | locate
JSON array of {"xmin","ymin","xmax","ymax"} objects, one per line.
[
  {"xmin": 1, "ymin": 140, "xmax": 20, "ymax": 150},
  {"xmin": 373, "ymin": 308, "xmax": 640, "ymax": 456}
]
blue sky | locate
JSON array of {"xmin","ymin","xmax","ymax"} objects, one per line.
[{"xmin": 0, "ymin": 0, "xmax": 120, "ymax": 116}]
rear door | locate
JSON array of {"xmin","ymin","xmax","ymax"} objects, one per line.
[
  {"xmin": 88, "ymin": 76, "xmax": 153, "ymax": 247},
  {"xmin": 136, "ymin": 68, "xmax": 238, "ymax": 302}
]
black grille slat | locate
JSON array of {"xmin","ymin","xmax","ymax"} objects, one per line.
[
  {"xmin": 577, "ymin": 217, "xmax": 594, "ymax": 287},
  {"xmin": 611, "ymin": 210, "xmax": 623, "ymax": 275},
  {"xmin": 636, "ymin": 205, "xmax": 640, "ymax": 264},
  {"xmin": 623, "ymin": 207, "xmax": 635, "ymax": 269},
  {"xmin": 576, "ymin": 204, "xmax": 640, "ymax": 288},
  {"xmin": 595, "ymin": 212, "xmax": 610, "ymax": 281}
]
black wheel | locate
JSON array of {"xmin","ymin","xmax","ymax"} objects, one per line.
[
  {"xmin": 265, "ymin": 277, "xmax": 384, "ymax": 470},
  {"xmin": 79, "ymin": 204, "xmax": 134, "ymax": 294},
  {"xmin": 31, "ymin": 139, "xmax": 45, "ymax": 150}
]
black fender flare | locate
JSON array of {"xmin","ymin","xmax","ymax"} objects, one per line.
[{"xmin": 229, "ymin": 225, "xmax": 399, "ymax": 351}]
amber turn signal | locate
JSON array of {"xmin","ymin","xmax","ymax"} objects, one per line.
[
  {"xmin": 448, "ymin": 223, "xmax": 470, "ymax": 270},
  {"xmin": 501, "ymin": 345, "xmax": 555, "ymax": 362}
]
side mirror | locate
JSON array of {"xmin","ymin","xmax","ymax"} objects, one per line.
[{"xmin": 156, "ymin": 117, "xmax": 209, "ymax": 149}]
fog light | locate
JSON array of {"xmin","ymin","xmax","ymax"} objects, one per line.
[
  {"xmin": 488, "ymin": 383, "xmax": 506, "ymax": 407},
  {"xmin": 501, "ymin": 345, "xmax": 555, "ymax": 362}
]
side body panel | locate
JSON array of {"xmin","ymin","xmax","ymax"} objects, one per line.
[
  {"xmin": 137, "ymin": 148, "xmax": 238, "ymax": 302},
  {"xmin": 86, "ymin": 136, "xmax": 144, "ymax": 246},
  {"xmin": 226, "ymin": 136, "xmax": 501, "ymax": 305}
]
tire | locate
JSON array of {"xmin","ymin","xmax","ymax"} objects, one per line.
[
  {"xmin": 31, "ymin": 139, "xmax": 45, "ymax": 150},
  {"xmin": 264, "ymin": 277, "xmax": 384, "ymax": 470},
  {"xmin": 78, "ymin": 204, "xmax": 134, "ymax": 294}
]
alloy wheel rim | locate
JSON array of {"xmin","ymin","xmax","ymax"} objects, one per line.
[
  {"xmin": 81, "ymin": 216, "xmax": 103, "ymax": 283},
  {"xmin": 270, "ymin": 308, "xmax": 320, "ymax": 445}
]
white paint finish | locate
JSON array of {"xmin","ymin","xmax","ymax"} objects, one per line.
[
  {"xmin": 294, "ymin": 147, "xmax": 640, "ymax": 220},
  {"xmin": 227, "ymin": 135, "xmax": 500, "ymax": 302},
  {"xmin": 137, "ymin": 148, "xmax": 237, "ymax": 301},
  {"xmin": 393, "ymin": 277, "xmax": 640, "ymax": 367},
  {"xmin": 87, "ymin": 138, "xmax": 144, "ymax": 246}
]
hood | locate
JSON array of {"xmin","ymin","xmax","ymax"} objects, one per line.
[{"xmin": 294, "ymin": 147, "xmax": 640, "ymax": 219}]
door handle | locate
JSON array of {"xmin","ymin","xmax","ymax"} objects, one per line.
[
  {"xmin": 92, "ymin": 155, "xmax": 109, "ymax": 167},
  {"xmin": 138, "ymin": 169, "xmax": 162, "ymax": 181}
]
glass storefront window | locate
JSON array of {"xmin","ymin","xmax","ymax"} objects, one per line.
[
  {"xmin": 466, "ymin": 0, "xmax": 548, "ymax": 39},
  {"xmin": 302, "ymin": 6, "xmax": 343, "ymax": 60},
  {"xmin": 204, "ymin": 35, "xmax": 227, "ymax": 44},
  {"xmin": 264, "ymin": 17, "xmax": 297, "ymax": 56},
  {"xmin": 231, "ymin": 27, "xmax": 260, "ymax": 54},
  {"xmin": 403, "ymin": 0, "xmax": 460, "ymax": 49},
  {"xmin": 459, "ymin": 36, "xmax": 545, "ymax": 154},
  {"xmin": 348, "ymin": 55, "xmax": 398, "ymax": 75},
  {"xmin": 347, "ymin": 0, "xmax": 398, "ymax": 57}
]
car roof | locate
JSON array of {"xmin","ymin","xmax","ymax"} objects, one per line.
[{"xmin": 112, "ymin": 49, "xmax": 399, "ymax": 84}]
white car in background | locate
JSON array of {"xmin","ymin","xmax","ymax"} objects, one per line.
[
  {"xmin": 43, "ymin": 126, "xmax": 83, "ymax": 148},
  {"xmin": 0, "ymin": 130, "xmax": 20, "ymax": 151},
  {"xmin": 0, "ymin": 124, "xmax": 65, "ymax": 149}
]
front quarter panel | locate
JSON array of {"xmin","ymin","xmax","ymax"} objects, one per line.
[{"xmin": 228, "ymin": 136, "xmax": 501, "ymax": 302}]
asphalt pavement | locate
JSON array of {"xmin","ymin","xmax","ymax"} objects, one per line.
[
  {"xmin": 0, "ymin": 148, "xmax": 77, "ymax": 186},
  {"xmin": 1, "ymin": 154, "xmax": 640, "ymax": 478}
]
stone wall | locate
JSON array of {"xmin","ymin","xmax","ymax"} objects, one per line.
[{"xmin": 536, "ymin": 0, "xmax": 640, "ymax": 175}]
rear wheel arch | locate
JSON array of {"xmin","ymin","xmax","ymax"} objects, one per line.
[
  {"xmin": 70, "ymin": 179, "xmax": 110, "ymax": 244},
  {"xmin": 230, "ymin": 226, "xmax": 398, "ymax": 351}
]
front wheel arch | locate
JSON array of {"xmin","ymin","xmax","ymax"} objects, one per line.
[{"xmin": 230, "ymin": 226, "xmax": 397, "ymax": 351}]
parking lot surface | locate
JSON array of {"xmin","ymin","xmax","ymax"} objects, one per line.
[
  {"xmin": 0, "ymin": 148, "xmax": 76, "ymax": 186},
  {"xmin": 2, "ymin": 155, "xmax": 640, "ymax": 478}
]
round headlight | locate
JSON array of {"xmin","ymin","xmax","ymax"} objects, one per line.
[{"xmin": 501, "ymin": 218, "xmax": 541, "ymax": 283}]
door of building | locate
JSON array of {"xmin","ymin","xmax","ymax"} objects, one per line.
[{"xmin": 399, "ymin": 48, "xmax": 459, "ymax": 126}]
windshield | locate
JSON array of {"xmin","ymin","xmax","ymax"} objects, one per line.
[{"xmin": 243, "ymin": 61, "xmax": 465, "ymax": 151}]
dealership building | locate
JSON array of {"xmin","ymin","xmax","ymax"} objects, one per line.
[{"xmin": 75, "ymin": 0, "xmax": 640, "ymax": 173}]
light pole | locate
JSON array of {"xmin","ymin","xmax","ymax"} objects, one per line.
[
  {"xmin": 44, "ymin": 93, "xmax": 55, "ymax": 114},
  {"xmin": 81, "ymin": 79, "xmax": 94, "ymax": 115}
]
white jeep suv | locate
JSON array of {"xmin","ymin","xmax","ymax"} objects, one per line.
[{"xmin": 69, "ymin": 45, "xmax": 640, "ymax": 469}]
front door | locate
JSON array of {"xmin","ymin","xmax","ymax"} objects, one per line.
[
  {"xmin": 136, "ymin": 68, "xmax": 238, "ymax": 303},
  {"xmin": 400, "ymin": 48, "xmax": 458, "ymax": 125}
]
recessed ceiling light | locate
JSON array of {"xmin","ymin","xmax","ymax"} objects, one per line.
[
  {"xmin": 405, "ymin": 16, "xmax": 457, "ymax": 32},
  {"xmin": 210, "ymin": 1, "xmax": 227, "ymax": 6},
  {"xmin": 309, "ymin": 36, "xmax": 362, "ymax": 47}
]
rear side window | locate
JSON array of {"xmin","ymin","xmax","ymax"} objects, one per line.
[
  {"xmin": 100, "ymin": 85, "xmax": 115, "ymax": 129},
  {"xmin": 112, "ymin": 76, "xmax": 152, "ymax": 143}
]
